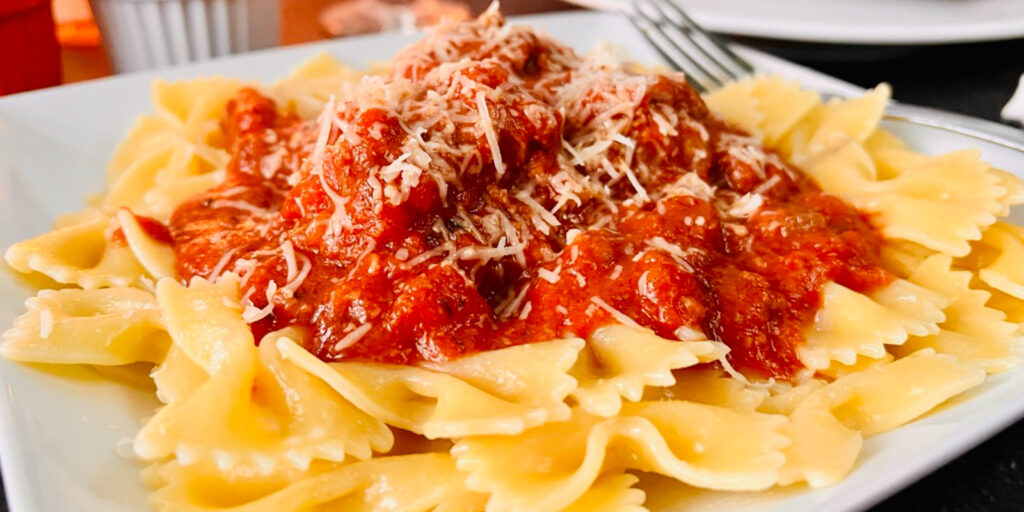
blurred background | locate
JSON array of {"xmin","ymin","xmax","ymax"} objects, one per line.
[
  {"xmin": 1, "ymin": 0, "xmax": 575, "ymax": 95},
  {"xmin": 1, "ymin": 0, "xmax": 1021, "ymax": 124}
]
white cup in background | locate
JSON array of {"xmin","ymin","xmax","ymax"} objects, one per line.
[{"xmin": 89, "ymin": 0, "xmax": 280, "ymax": 73}]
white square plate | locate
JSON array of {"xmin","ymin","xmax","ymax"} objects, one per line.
[{"xmin": 1, "ymin": 11, "xmax": 1023, "ymax": 512}]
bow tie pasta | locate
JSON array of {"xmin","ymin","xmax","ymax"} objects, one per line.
[{"xmin": 3, "ymin": 10, "xmax": 1023, "ymax": 512}]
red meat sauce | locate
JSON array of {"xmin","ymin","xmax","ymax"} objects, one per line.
[{"xmin": 156, "ymin": 13, "xmax": 890, "ymax": 379}]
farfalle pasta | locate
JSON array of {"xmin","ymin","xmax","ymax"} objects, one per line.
[
  {"xmin": 279, "ymin": 335, "xmax": 581, "ymax": 438},
  {"xmin": 3, "ymin": 9, "xmax": 1024, "ymax": 512},
  {"xmin": 1, "ymin": 286, "xmax": 168, "ymax": 365},
  {"xmin": 797, "ymin": 279, "xmax": 946, "ymax": 370},
  {"xmin": 103, "ymin": 78, "xmax": 240, "ymax": 223},
  {"xmin": 5, "ymin": 209, "xmax": 147, "ymax": 289},
  {"xmin": 568, "ymin": 325, "xmax": 727, "ymax": 417}
]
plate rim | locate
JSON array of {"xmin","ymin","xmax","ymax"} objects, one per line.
[{"xmin": 565, "ymin": 0, "xmax": 1024, "ymax": 45}]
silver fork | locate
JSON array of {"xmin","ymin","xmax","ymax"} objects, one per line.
[
  {"xmin": 626, "ymin": 0, "xmax": 750, "ymax": 93},
  {"xmin": 625, "ymin": 0, "xmax": 1024, "ymax": 153}
]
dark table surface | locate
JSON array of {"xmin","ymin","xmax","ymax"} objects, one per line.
[{"xmin": 4, "ymin": 2, "xmax": 1024, "ymax": 511}]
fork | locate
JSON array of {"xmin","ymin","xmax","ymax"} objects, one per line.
[
  {"xmin": 626, "ymin": 0, "xmax": 752, "ymax": 93},
  {"xmin": 624, "ymin": 0, "xmax": 1024, "ymax": 153}
]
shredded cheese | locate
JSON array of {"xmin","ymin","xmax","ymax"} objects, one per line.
[
  {"xmin": 518, "ymin": 301, "xmax": 533, "ymax": 320},
  {"xmin": 406, "ymin": 242, "xmax": 456, "ymax": 267},
  {"xmin": 496, "ymin": 210, "xmax": 527, "ymax": 266},
  {"xmin": 537, "ymin": 267, "xmax": 560, "ymax": 283},
  {"xmin": 334, "ymin": 323, "xmax": 373, "ymax": 353},
  {"xmin": 475, "ymin": 91, "xmax": 505, "ymax": 177},
  {"xmin": 589, "ymin": 296, "xmax": 641, "ymax": 328},
  {"xmin": 310, "ymin": 96, "xmax": 336, "ymax": 172},
  {"xmin": 566, "ymin": 228, "xmax": 583, "ymax": 246},
  {"xmin": 318, "ymin": 172, "xmax": 353, "ymax": 235},
  {"xmin": 457, "ymin": 239, "xmax": 527, "ymax": 263},
  {"xmin": 752, "ymin": 174, "xmax": 781, "ymax": 196},
  {"xmin": 281, "ymin": 241, "xmax": 298, "ymax": 284},
  {"xmin": 242, "ymin": 281, "xmax": 278, "ymax": 324},
  {"xmin": 573, "ymin": 270, "xmax": 587, "ymax": 288},
  {"xmin": 209, "ymin": 247, "xmax": 241, "ymax": 280},
  {"xmin": 609, "ymin": 264, "xmax": 623, "ymax": 280},
  {"xmin": 673, "ymin": 325, "xmax": 706, "ymax": 341},
  {"xmin": 646, "ymin": 236, "xmax": 695, "ymax": 272},
  {"xmin": 497, "ymin": 284, "xmax": 531, "ymax": 319},
  {"xmin": 622, "ymin": 164, "xmax": 650, "ymax": 203},
  {"xmin": 209, "ymin": 200, "xmax": 269, "ymax": 214},
  {"xmin": 517, "ymin": 191, "xmax": 561, "ymax": 228},
  {"xmin": 280, "ymin": 252, "xmax": 312, "ymax": 299},
  {"xmin": 663, "ymin": 172, "xmax": 715, "ymax": 201},
  {"xmin": 726, "ymin": 193, "xmax": 764, "ymax": 219}
]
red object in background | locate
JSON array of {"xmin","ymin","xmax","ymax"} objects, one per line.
[
  {"xmin": 54, "ymin": 0, "xmax": 100, "ymax": 47},
  {"xmin": 0, "ymin": 0, "xmax": 62, "ymax": 96}
]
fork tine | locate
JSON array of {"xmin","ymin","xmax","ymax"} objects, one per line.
[
  {"xmin": 628, "ymin": 2, "xmax": 717, "ymax": 92},
  {"xmin": 648, "ymin": 3, "xmax": 737, "ymax": 86},
  {"xmin": 651, "ymin": 0, "xmax": 755, "ymax": 78},
  {"xmin": 646, "ymin": 2, "xmax": 735, "ymax": 88},
  {"xmin": 630, "ymin": 17, "xmax": 714, "ymax": 92}
]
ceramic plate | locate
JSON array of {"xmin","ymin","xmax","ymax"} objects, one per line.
[
  {"xmin": 1, "ymin": 11, "xmax": 1023, "ymax": 512},
  {"xmin": 569, "ymin": 0, "xmax": 1024, "ymax": 45}
]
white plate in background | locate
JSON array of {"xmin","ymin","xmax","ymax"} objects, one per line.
[
  {"xmin": 569, "ymin": 0, "xmax": 1024, "ymax": 45},
  {"xmin": 1, "ymin": 10, "xmax": 1023, "ymax": 512}
]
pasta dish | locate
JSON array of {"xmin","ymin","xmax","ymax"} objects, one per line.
[{"xmin": 3, "ymin": 7, "xmax": 1024, "ymax": 511}]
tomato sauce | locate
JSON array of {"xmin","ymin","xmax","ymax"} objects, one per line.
[
  {"xmin": 111, "ymin": 214, "xmax": 174, "ymax": 245},
  {"xmin": 166, "ymin": 13, "xmax": 890, "ymax": 379}
]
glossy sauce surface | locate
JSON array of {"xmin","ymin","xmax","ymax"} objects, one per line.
[{"xmin": 166, "ymin": 13, "xmax": 890, "ymax": 378}]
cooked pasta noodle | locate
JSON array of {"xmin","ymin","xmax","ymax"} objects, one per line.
[{"xmin": 3, "ymin": 9, "xmax": 1023, "ymax": 512}]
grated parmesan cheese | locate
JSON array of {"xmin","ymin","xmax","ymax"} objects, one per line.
[
  {"xmin": 517, "ymin": 190, "xmax": 561, "ymax": 228},
  {"xmin": 663, "ymin": 172, "xmax": 715, "ymax": 202},
  {"xmin": 310, "ymin": 96, "xmax": 336, "ymax": 173},
  {"xmin": 476, "ymin": 91, "xmax": 505, "ymax": 177},
  {"xmin": 646, "ymin": 236, "xmax": 695, "ymax": 272},
  {"xmin": 242, "ymin": 281, "xmax": 278, "ymax": 324},
  {"xmin": 318, "ymin": 171, "xmax": 353, "ymax": 235},
  {"xmin": 334, "ymin": 323, "xmax": 373, "ymax": 353},
  {"xmin": 673, "ymin": 325, "xmax": 706, "ymax": 341},
  {"xmin": 537, "ymin": 267, "xmax": 560, "ymax": 283},
  {"xmin": 281, "ymin": 241, "xmax": 298, "ymax": 284},
  {"xmin": 609, "ymin": 264, "xmax": 623, "ymax": 280},
  {"xmin": 726, "ymin": 193, "xmax": 764, "ymax": 219},
  {"xmin": 496, "ymin": 284, "xmax": 531, "ymax": 319},
  {"xmin": 406, "ymin": 242, "xmax": 456, "ymax": 267},
  {"xmin": 566, "ymin": 229, "xmax": 583, "ymax": 246},
  {"xmin": 518, "ymin": 301, "xmax": 533, "ymax": 320},
  {"xmin": 573, "ymin": 270, "xmax": 587, "ymax": 288},
  {"xmin": 209, "ymin": 200, "xmax": 269, "ymax": 215},
  {"xmin": 280, "ymin": 252, "xmax": 312, "ymax": 298},
  {"xmin": 590, "ymin": 296, "xmax": 641, "ymax": 328},
  {"xmin": 496, "ymin": 210, "xmax": 527, "ymax": 266},
  {"xmin": 457, "ymin": 239, "xmax": 527, "ymax": 264},
  {"xmin": 752, "ymin": 174, "xmax": 781, "ymax": 196},
  {"xmin": 209, "ymin": 247, "xmax": 241, "ymax": 280}
]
